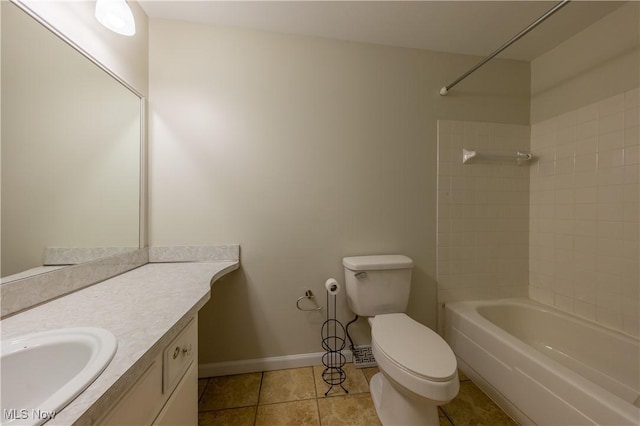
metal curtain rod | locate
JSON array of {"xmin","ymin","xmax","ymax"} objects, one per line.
[{"xmin": 440, "ymin": 0, "xmax": 571, "ymax": 96}]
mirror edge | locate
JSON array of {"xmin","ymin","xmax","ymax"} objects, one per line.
[{"xmin": 9, "ymin": 1, "xmax": 145, "ymax": 99}]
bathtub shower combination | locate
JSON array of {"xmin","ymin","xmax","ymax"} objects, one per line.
[{"xmin": 445, "ymin": 298, "xmax": 639, "ymax": 426}]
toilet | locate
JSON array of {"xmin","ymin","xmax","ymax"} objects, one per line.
[{"xmin": 343, "ymin": 255, "xmax": 459, "ymax": 426}]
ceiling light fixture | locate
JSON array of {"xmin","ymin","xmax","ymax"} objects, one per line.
[{"xmin": 95, "ymin": 0, "xmax": 136, "ymax": 36}]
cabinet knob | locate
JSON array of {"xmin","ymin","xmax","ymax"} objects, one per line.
[
  {"xmin": 182, "ymin": 344, "xmax": 193, "ymax": 357},
  {"xmin": 173, "ymin": 344, "xmax": 193, "ymax": 359}
]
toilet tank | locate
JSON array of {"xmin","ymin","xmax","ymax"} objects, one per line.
[{"xmin": 343, "ymin": 255, "xmax": 413, "ymax": 317}]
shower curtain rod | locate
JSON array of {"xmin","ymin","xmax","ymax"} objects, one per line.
[{"xmin": 440, "ymin": 0, "xmax": 571, "ymax": 96}]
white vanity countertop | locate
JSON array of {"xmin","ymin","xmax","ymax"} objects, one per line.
[{"xmin": 0, "ymin": 260, "xmax": 239, "ymax": 425}]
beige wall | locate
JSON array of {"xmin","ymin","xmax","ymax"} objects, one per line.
[
  {"xmin": 531, "ymin": 2, "xmax": 639, "ymax": 124},
  {"xmin": 148, "ymin": 19, "xmax": 530, "ymax": 363},
  {"xmin": 17, "ymin": 0, "xmax": 149, "ymax": 96}
]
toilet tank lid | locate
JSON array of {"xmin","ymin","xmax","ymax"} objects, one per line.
[{"xmin": 343, "ymin": 255, "xmax": 413, "ymax": 271}]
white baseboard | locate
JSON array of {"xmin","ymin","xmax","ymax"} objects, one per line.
[{"xmin": 199, "ymin": 350, "xmax": 354, "ymax": 378}]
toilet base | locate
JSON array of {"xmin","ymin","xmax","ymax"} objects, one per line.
[{"xmin": 370, "ymin": 372, "xmax": 440, "ymax": 426}]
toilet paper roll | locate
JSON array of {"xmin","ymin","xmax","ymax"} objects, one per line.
[{"xmin": 325, "ymin": 278, "xmax": 341, "ymax": 295}]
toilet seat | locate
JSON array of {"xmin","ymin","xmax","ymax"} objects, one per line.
[{"xmin": 371, "ymin": 313, "xmax": 459, "ymax": 402}]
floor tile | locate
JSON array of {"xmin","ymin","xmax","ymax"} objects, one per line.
[
  {"xmin": 199, "ymin": 372, "xmax": 262, "ymax": 411},
  {"xmin": 197, "ymin": 366, "xmax": 517, "ymax": 426},
  {"xmin": 198, "ymin": 406, "xmax": 256, "ymax": 426},
  {"xmin": 259, "ymin": 367, "xmax": 316, "ymax": 404},
  {"xmin": 317, "ymin": 393, "xmax": 381, "ymax": 426},
  {"xmin": 198, "ymin": 378, "xmax": 208, "ymax": 402},
  {"xmin": 458, "ymin": 368, "xmax": 470, "ymax": 382},
  {"xmin": 441, "ymin": 381, "xmax": 517, "ymax": 426},
  {"xmin": 313, "ymin": 363, "xmax": 369, "ymax": 397},
  {"xmin": 438, "ymin": 407, "xmax": 453, "ymax": 426},
  {"xmin": 255, "ymin": 399, "xmax": 320, "ymax": 426},
  {"xmin": 361, "ymin": 366, "xmax": 379, "ymax": 384}
]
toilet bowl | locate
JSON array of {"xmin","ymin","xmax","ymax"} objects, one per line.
[
  {"xmin": 342, "ymin": 255, "xmax": 459, "ymax": 426},
  {"xmin": 369, "ymin": 313, "xmax": 459, "ymax": 426}
]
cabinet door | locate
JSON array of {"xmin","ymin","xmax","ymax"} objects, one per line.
[
  {"xmin": 98, "ymin": 358, "xmax": 163, "ymax": 426},
  {"xmin": 153, "ymin": 362, "xmax": 198, "ymax": 426}
]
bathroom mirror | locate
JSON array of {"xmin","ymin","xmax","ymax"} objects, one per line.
[{"xmin": 1, "ymin": 1, "xmax": 143, "ymax": 281}]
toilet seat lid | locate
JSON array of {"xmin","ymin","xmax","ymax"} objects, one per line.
[{"xmin": 372, "ymin": 313, "xmax": 457, "ymax": 382}]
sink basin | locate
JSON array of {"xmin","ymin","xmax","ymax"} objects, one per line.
[{"xmin": 1, "ymin": 327, "xmax": 117, "ymax": 425}]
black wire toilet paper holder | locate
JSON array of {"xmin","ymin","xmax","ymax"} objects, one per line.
[{"xmin": 321, "ymin": 281, "xmax": 348, "ymax": 396}]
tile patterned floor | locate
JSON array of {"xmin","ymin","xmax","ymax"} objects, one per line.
[{"xmin": 198, "ymin": 365, "xmax": 518, "ymax": 426}]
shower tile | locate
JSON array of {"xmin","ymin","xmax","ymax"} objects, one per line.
[
  {"xmin": 255, "ymin": 400, "xmax": 319, "ymax": 426},
  {"xmin": 625, "ymin": 107, "xmax": 639, "ymax": 128},
  {"xmin": 555, "ymin": 143, "xmax": 576, "ymax": 159},
  {"xmin": 574, "ymin": 153, "xmax": 597, "ymax": 172},
  {"xmin": 556, "ymin": 110, "xmax": 577, "ymax": 129},
  {"xmin": 574, "ymin": 300, "xmax": 597, "ymax": 321},
  {"xmin": 599, "ymin": 111, "xmax": 625, "ymax": 135},
  {"xmin": 597, "ymin": 307, "xmax": 623, "ymax": 330},
  {"xmin": 555, "ymin": 294, "xmax": 574, "ymax": 312},
  {"xmin": 625, "ymin": 145, "xmax": 640, "ymax": 165},
  {"xmin": 597, "ymin": 203, "xmax": 624, "ymax": 222},
  {"xmin": 626, "ymin": 88, "xmax": 640, "ymax": 108},
  {"xmin": 438, "ymin": 120, "xmax": 452, "ymax": 134},
  {"xmin": 556, "ymin": 125, "xmax": 577, "ymax": 144},
  {"xmin": 623, "ymin": 222, "xmax": 639, "ymax": 241},
  {"xmin": 259, "ymin": 367, "xmax": 316, "ymax": 404},
  {"xmin": 622, "ymin": 314, "xmax": 640, "ymax": 337},
  {"xmin": 597, "ymin": 185, "xmax": 625, "ymax": 205},
  {"xmin": 198, "ymin": 406, "xmax": 256, "ymax": 426},
  {"xmin": 581, "ymin": 135, "xmax": 599, "ymax": 154},
  {"xmin": 577, "ymin": 119, "xmax": 598, "ymax": 139},
  {"xmin": 623, "ymin": 201, "xmax": 639, "ymax": 223},
  {"xmin": 599, "ymin": 130, "xmax": 625, "ymax": 152},
  {"xmin": 576, "ymin": 103, "xmax": 599, "ymax": 123},
  {"xmin": 313, "ymin": 363, "xmax": 369, "ymax": 397},
  {"xmin": 624, "ymin": 126, "xmax": 639, "ymax": 147},
  {"xmin": 621, "ymin": 240, "xmax": 639, "ymax": 260},
  {"xmin": 599, "ymin": 148, "xmax": 625, "ymax": 169},
  {"xmin": 199, "ymin": 373, "xmax": 262, "ymax": 411},
  {"xmin": 599, "ymin": 93, "xmax": 626, "ymax": 117},
  {"xmin": 317, "ymin": 393, "xmax": 381, "ymax": 426}
]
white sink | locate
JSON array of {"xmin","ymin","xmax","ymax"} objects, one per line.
[{"xmin": 1, "ymin": 327, "xmax": 117, "ymax": 425}]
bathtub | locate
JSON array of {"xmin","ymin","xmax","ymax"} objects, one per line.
[{"xmin": 444, "ymin": 298, "xmax": 639, "ymax": 426}]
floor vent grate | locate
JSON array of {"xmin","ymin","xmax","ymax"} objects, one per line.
[{"xmin": 352, "ymin": 345, "xmax": 377, "ymax": 368}]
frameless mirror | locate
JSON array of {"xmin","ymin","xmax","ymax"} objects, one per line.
[{"xmin": 1, "ymin": 1, "xmax": 142, "ymax": 282}]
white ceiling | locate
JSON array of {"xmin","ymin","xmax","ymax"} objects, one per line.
[{"xmin": 138, "ymin": 1, "xmax": 626, "ymax": 61}]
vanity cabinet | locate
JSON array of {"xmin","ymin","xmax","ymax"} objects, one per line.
[{"xmin": 99, "ymin": 317, "xmax": 198, "ymax": 426}]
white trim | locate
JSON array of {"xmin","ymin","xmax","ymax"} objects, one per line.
[{"xmin": 198, "ymin": 351, "xmax": 354, "ymax": 378}]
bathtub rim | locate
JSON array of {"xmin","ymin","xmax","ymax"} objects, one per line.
[
  {"xmin": 446, "ymin": 297, "xmax": 639, "ymax": 344},
  {"xmin": 444, "ymin": 297, "xmax": 640, "ymax": 425}
]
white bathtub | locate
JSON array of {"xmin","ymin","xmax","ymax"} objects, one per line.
[{"xmin": 444, "ymin": 298, "xmax": 639, "ymax": 426}]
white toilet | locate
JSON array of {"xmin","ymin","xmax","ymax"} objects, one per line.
[{"xmin": 343, "ymin": 255, "xmax": 459, "ymax": 426}]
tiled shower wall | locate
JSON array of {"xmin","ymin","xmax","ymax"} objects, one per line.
[
  {"xmin": 437, "ymin": 120, "xmax": 531, "ymax": 304},
  {"xmin": 529, "ymin": 89, "xmax": 640, "ymax": 338}
]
